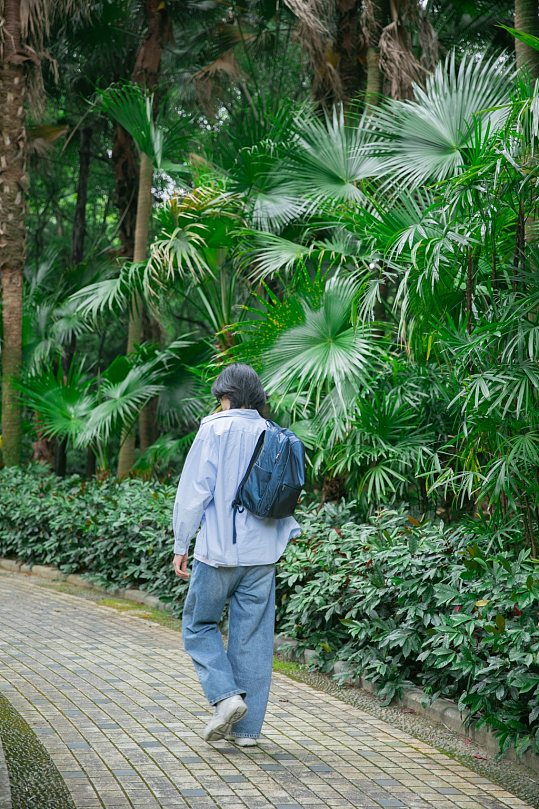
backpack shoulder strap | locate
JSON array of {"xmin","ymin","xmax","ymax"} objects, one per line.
[
  {"xmin": 231, "ymin": 428, "xmax": 266, "ymax": 544},
  {"xmin": 235, "ymin": 429, "xmax": 266, "ymax": 501}
]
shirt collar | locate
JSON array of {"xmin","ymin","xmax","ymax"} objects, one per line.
[{"xmin": 202, "ymin": 408, "xmax": 262, "ymax": 424}]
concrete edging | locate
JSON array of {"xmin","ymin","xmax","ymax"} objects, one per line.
[
  {"xmin": 274, "ymin": 634, "xmax": 539, "ymax": 774},
  {"xmin": 0, "ymin": 736, "xmax": 12, "ymax": 809},
  {"xmin": 1, "ymin": 556, "xmax": 538, "ymax": 775}
]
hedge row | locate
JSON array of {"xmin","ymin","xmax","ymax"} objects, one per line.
[{"xmin": 1, "ymin": 466, "xmax": 538, "ymax": 756}]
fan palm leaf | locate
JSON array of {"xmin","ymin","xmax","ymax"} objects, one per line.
[
  {"xmin": 97, "ymin": 84, "xmax": 191, "ymax": 170},
  {"xmin": 239, "ymin": 232, "xmax": 314, "ymax": 279},
  {"xmin": 16, "ymin": 363, "xmax": 95, "ymax": 443},
  {"xmin": 70, "ymin": 261, "xmax": 146, "ymax": 320},
  {"xmin": 239, "ymin": 224, "xmax": 371, "ymax": 281},
  {"xmin": 369, "ymin": 50, "xmax": 514, "ymax": 187},
  {"xmin": 262, "ymin": 276, "xmax": 385, "ymax": 407},
  {"xmin": 78, "ymin": 360, "xmax": 164, "ymax": 447},
  {"xmin": 78, "ymin": 335, "xmax": 196, "ymax": 447},
  {"xmin": 278, "ymin": 106, "xmax": 381, "ymax": 210},
  {"xmin": 205, "ymin": 94, "xmax": 305, "ymax": 230}
]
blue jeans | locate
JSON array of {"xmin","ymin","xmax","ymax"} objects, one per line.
[{"xmin": 182, "ymin": 560, "xmax": 276, "ymax": 739}]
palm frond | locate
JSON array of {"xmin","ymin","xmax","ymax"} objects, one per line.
[
  {"xmin": 16, "ymin": 362, "xmax": 95, "ymax": 442},
  {"xmin": 368, "ymin": 50, "xmax": 514, "ymax": 187},
  {"xmin": 239, "ymin": 232, "xmax": 314, "ymax": 280},
  {"xmin": 146, "ymin": 224, "xmax": 213, "ymax": 288},
  {"xmin": 70, "ymin": 261, "xmax": 145, "ymax": 320},
  {"xmin": 78, "ymin": 359, "xmax": 164, "ymax": 447},
  {"xmin": 262, "ymin": 276, "xmax": 385, "ymax": 406},
  {"xmin": 278, "ymin": 106, "xmax": 381, "ymax": 209},
  {"xmin": 98, "ymin": 84, "xmax": 191, "ymax": 168}
]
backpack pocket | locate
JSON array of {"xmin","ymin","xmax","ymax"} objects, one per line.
[{"xmin": 266, "ymin": 483, "xmax": 302, "ymax": 519}]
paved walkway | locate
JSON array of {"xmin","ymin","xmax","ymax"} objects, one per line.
[{"xmin": 0, "ymin": 573, "xmax": 534, "ymax": 809}]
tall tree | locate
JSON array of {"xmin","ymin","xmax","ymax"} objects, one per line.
[
  {"xmin": 115, "ymin": 0, "xmax": 172, "ymax": 476},
  {"xmin": 0, "ymin": 0, "xmax": 26, "ymax": 465},
  {"xmin": 0, "ymin": 0, "xmax": 89, "ymax": 466}
]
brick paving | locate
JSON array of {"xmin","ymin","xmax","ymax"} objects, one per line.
[{"xmin": 0, "ymin": 572, "xmax": 534, "ymax": 809}]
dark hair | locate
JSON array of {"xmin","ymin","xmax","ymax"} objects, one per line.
[{"xmin": 211, "ymin": 364, "xmax": 267, "ymax": 415}]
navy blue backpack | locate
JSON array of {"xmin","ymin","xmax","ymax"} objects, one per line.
[{"xmin": 231, "ymin": 421, "xmax": 305, "ymax": 543}]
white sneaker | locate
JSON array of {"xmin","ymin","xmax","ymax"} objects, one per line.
[
  {"xmin": 233, "ymin": 736, "xmax": 257, "ymax": 747},
  {"xmin": 203, "ymin": 695, "xmax": 248, "ymax": 742}
]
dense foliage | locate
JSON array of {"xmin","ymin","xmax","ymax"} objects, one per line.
[
  {"xmin": 1, "ymin": 466, "xmax": 539, "ymax": 755},
  {"xmin": 0, "ymin": 465, "xmax": 181, "ymax": 607},
  {"xmin": 1, "ymin": 0, "xmax": 539, "ymax": 763},
  {"xmin": 278, "ymin": 501, "xmax": 539, "ymax": 757}
]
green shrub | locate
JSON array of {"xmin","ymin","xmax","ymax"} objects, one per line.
[
  {"xmin": 276, "ymin": 503, "xmax": 539, "ymax": 757},
  {"xmin": 1, "ymin": 466, "xmax": 538, "ymax": 755},
  {"xmin": 0, "ymin": 465, "xmax": 186, "ymax": 612}
]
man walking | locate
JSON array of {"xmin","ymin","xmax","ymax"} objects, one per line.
[{"xmin": 173, "ymin": 364, "xmax": 301, "ymax": 746}]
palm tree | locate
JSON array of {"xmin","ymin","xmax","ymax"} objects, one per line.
[
  {"xmin": 0, "ymin": 0, "xmax": 29, "ymax": 466},
  {"xmin": 0, "ymin": 0, "xmax": 89, "ymax": 466},
  {"xmin": 16, "ymin": 337, "xmax": 196, "ymax": 471},
  {"xmin": 97, "ymin": 83, "xmax": 190, "ymax": 475}
]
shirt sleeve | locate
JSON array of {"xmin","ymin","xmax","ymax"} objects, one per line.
[{"xmin": 172, "ymin": 423, "xmax": 218, "ymax": 555}]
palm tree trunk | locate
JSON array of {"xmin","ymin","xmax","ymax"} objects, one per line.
[
  {"xmin": 117, "ymin": 151, "xmax": 154, "ymax": 477},
  {"xmin": 0, "ymin": 0, "xmax": 26, "ymax": 467},
  {"xmin": 55, "ymin": 126, "xmax": 93, "ymax": 477},
  {"xmin": 115, "ymin": 0, "xmax": 169, "ymax": 478},
  {"xmin": 72, "ymin": 127, "xmax": 93, "ymax": 265},
  {"xmin": 364, "ymin": 0, "xmax": 390, "ymax": 108},
  {"xmin": 365, "ymin": 47, "xmax": 383, "ymax": 109},
  {"xmin": 335, "ymin": 0, "xmax": 365, "ymax": 106},
  {"xmin": 514, "ymin": 0, "xmax": 539, "ymax": 79},
  {"xmin": 128, "ymin": 151, "xmax": 153, "ymax": 350},
  {"xmin": 139, "ymin": 396, "xmax": 158, "ymax": 453}
]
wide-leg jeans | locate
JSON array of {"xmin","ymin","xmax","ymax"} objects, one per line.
[{"xmin": 182, "ymin": 560, "xmax": 276, "ymax": 739}]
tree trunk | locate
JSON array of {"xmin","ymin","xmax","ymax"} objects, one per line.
[
  {"xmin": 111, "ymin": 0, "xmax": 171, "ymax": 260},
  {"xmin": 72, "ymin": 127, "xmax": 92, "ymax": 265},
  {"xmin": 132, "ymin": 0, "xmax": 172, "ymax": 89},
  {"xmin": 86, "ymin": 447, "xmax": 96, "ymax": 478},
  {"xmin": 54, "ymin": 126, "xmax": 93, "ymax": 477},
  {"xmin": 335, "ymin": 0, "xmax": 365, "ymax": 106},
  {"xmin": 128, "ymin": 151, "xmax": 153, "ymax": 351},
  {"xmin": 112, "ymin": 124, "xmax": 138, "ymax": 260},
  {"xmin": 115, "ymin": 0, "xmax": 170, "ymax": 478},
  {"xmin": 0, "ymin": 0, "xmax": 26, "ymax": 467},
  {"xmin": 365, "ymin": 46, "xmax": 383, "ymax": 109},
  {"xmin": 117, "ymin": 151, "xmax": 154, "ymax": 477},
  {"xmin": 55, "ymin": 437, "xmax": 68, "ymax": 477},
  {"xmin": 139, "ymin": 310, "xmax": 161, "ymax": 454},
  {"xmin": 139, "ymin": 396, "xmax": 158, "ymax": 454},
  {"xmin": 514, "ymin": 0, "xmax": 539, "ymax": 80}
]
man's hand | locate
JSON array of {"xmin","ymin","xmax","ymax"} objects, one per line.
[{"xmin": 173, "ymin": 553, "xmax": 190, "ymax": 580}]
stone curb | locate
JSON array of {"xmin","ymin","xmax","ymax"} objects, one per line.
[
  {"xmin": 2, "ymin": 557, "xmax": 538, "ymax": 776},
  {"xmin": 0, "ymin": 559, "xmax": 174, "ymax": 613},
  {"xmin": 274, "ymin": 634, "xmax": 539, "ymax": 775},
  {"xmin": 0, "ymin": 736, "xmax": 12, "ymax": 809}
]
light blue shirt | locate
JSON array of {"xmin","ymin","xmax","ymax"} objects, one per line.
[{"xmin": 173, "ymin": 408, "xmax": 301, "ymax": 566}]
